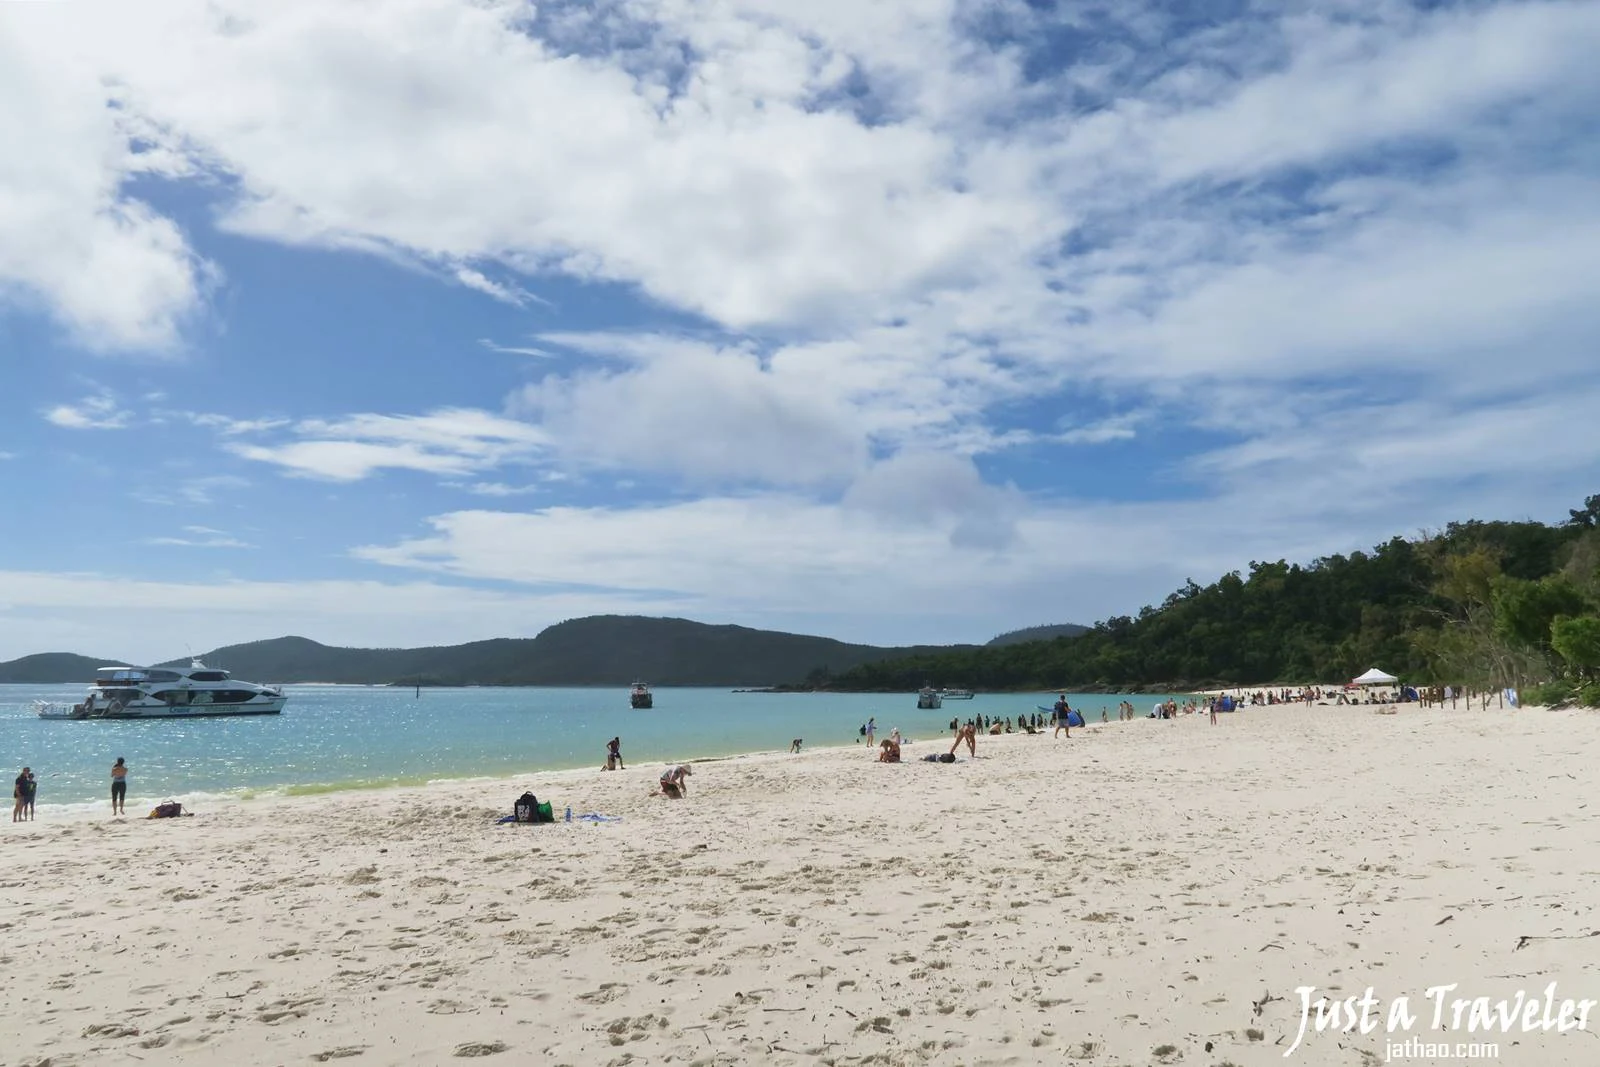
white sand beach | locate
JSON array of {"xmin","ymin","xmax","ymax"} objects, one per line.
[{"xmin": 5, "ymin": 703, "xmax": 1598, "ymax": 1066}]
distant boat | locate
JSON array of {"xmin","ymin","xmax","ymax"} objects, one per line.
[
  {"xmin": 941, "ymin": 687, "xmax": 974, "ymax": 700},
  {"xmin": 917, "ymin": 686, "xmax": 942, "ymax": 709},
  {"xmin": 34, "ymin": 660, "xmax": 287, "ymax": 720},
  {"xmin": 630, "ymin": 681, "xmax": 653, "ymax": 709}
]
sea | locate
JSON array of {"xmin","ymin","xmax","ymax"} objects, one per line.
[{"xmin": 1, "ymin": 684, "xmax": 1183, "ymax": 816}]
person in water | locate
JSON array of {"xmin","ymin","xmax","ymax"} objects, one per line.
[
  {"xmin": 110, "ymin": 757, "xmax": 128, "ymax": 816},
  {"xmin": 658, "ymin": 764, "xmax": 692, "ymax": 798}
]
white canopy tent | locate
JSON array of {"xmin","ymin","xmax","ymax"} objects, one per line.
[{"xmin": 1351, "ymin": 667, "xmax": 1399, "ymax": 686}]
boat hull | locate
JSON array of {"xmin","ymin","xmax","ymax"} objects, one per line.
[{"xmin": 36, "ymin": 700, "xmax": 286, "ymax": 720}]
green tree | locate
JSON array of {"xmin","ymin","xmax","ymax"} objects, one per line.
[
  {"xmin": 1550, "ymin": 616, "xmax": 1600, "ymax": 680},
  {"xmin": 1491, "ymin": 575, "xmax": 1586, "ymax": 654}
]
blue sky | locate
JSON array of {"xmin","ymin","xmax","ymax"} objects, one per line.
[{"xmin": 1, "ymin": 0, "xmax": 1597, "ymax": 663}]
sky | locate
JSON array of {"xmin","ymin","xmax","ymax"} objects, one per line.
[{"xmin": 1, "ymin": 0, "xmax": 1597, "ymax": 664}]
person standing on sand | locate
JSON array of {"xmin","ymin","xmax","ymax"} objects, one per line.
[
  {"xmin": 1053, "ymin": 703, "xmax": 1071, "ymax": 738},
  {"xmin": 865, "ymin": 718, "xmax": 875, "ymax": 746},
  {"xmin": 607, "ymin": 736, "xmax": 624, "ymax": 770},
  {"xmin": 12, "ymin": 767, "xmax": 25, "ymax": 822},
  {"xmin": 110, "ymin": 757, "xmax": 128, "ymax": 816},
  {"xmin": 950, "ymin": 722, "xmax": 977, "ymax": 758},
  {"xmin": 22, "ymin": 768, "xmax": 35, "ymax": 820}
]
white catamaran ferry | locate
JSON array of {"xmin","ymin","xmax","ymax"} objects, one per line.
[{"xmin": 34, "ymin": 661, "xmax": 288, "ymax": 720}]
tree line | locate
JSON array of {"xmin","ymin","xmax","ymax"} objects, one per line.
[{"xmin": 809, "ymin": 494, "xmax": 1600, "ymax": 705}]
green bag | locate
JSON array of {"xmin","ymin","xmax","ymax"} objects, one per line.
[{"xmin": 536, "ymin": 801, "xmax": 555, "ymax": 824}]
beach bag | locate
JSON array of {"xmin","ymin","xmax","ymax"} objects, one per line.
[
  {"xmin": 536, "ymin": 801, "xmax": 555, "ymax": 823},
  {"xmin": 514, "ymin": 792, "xmax": 539, "ymax": 823},
  {"xmin": 149, "ymin": 801, "xmax": 185, "ymax": 819},
  {"xmin": 937, "ymin": 752, "xmax": 956, "ymax": 763}
]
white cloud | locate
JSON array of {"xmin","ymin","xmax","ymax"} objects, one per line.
[
  {"xmin": 512, "ymin": 336, "xmax": 868, "ymax": 487},
  {"xmin": 43, "ymin": 393, "xmax": 132, "ymax": 430},
  {"xmin": 1057, "ymin": 414, "xmax": 1141, "ymax": 446},
  {"xmin": 145, "ymin": 534, "xmax": 255, "ymax": 549},
  {"xmin": 0, "ymin": 7, "xmax": 209, "ymax": 351},
  {"xmin": 451, "ymin": 481, "xmax": 541, "ymax": 497},
  {"xmin": 478, "ymin": 338, "xmax": 554, "ymax": 358},
  {"xmin": 191, "ymin": 414, "xmax": 293, "ymax": 435},
  {"xmin": 221, "ymin": 408, "xmax": 548, "ymax": 482},
  {"xmin": 453, "ymin": 267, "xmax": 548, "ymax": 307}
]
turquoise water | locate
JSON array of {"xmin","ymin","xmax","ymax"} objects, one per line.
[{"xmin": 1, "ymin": 684, "xmax": 1179, "ymax": 813}]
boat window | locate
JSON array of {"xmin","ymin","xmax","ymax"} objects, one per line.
[
  {"xmin": 211, "ymin": 690, "xmax": 258, "ymax": 704},
  {"xmin": 145, "ymin": 670, "xmax": 181, "ymax": 683},
  {"xmin": 188, "ymin": 671, "xmax": 228, "ymax": 682},
  {"xmin": 163, "ymin": 690, "xmax": 192, "ymax": 706}
]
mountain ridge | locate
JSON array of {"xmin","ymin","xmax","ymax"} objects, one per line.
[{"xmin": 0, "ymin": 615, "xmax": 1085, "ymax": 686}]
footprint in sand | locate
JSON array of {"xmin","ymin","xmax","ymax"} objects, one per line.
[
  {"xmin": 579, "ymin": 983, "xmax": 629, "ymax": 1004},
  {"xmin": 453, "ymin": 1040, "xmax": 509, "ymax": 1056}
]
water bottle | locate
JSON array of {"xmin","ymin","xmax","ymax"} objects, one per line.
[{"xmin": 564, "ymin": 806, "xmax": 572, "ymax": 822}]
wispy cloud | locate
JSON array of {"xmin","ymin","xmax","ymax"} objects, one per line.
[
  {"xmin": 478, "ymin": 338, "xmax": 554, "ymax": 358},
  {"xmin": 450, "ymin": 481, "xmax": 541, "ymax": 497},
  {"xmin": 1057, "ymin": 414, "xmax": 1142, "ymax": 446},
  {"xmin": 145, "ymin": 535, "xmax": 255, "ymax": 548},
  {"xmin": 43, "ymin": 393, "xmax": 132, "ymax": 430},
  {"xmin": 223, "ymin": 408, "xmax": 548, "ymax": 482},
  {"xmin": 191, "ymin": 414, "xmax": 293, "ymax": 435},
  {"xmin": 453, "ymin": 267, "xmax": 548, "ymax": 307}
]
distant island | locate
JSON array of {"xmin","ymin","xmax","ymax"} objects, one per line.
[{"xmin": 0, "ymin": 615, "xmax": 1050, "ymax": 688}]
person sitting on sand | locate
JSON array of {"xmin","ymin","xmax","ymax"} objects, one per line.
[
  {"xmin": 878, "ymin": 737, "xmax": 901, "ymax": 763},
  {"xmin": 950, "ymin": 722, "xmax": 977, "ymax": 758},
  {"xmin": 658, "ymin": 764, "xmax": 692, "ymax": 798}
]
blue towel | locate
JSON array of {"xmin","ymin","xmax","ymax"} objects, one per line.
[{"xmin": 576, "ymin": 813, "xmax": 621, "ymax": 822}]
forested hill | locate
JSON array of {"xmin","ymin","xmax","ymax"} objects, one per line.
[
  {"xmin": 0, "ymin": 616, "xmax": 968, "ymax": 686},
  {"xmin": 0, "ymin": 652, "xmax": 130, "ymax": 683},
  {"xmin": 814, "ymin": 496, "xmax": 1600, "ymax": 699},
  {"xmin": 987, "ymin": 623, "xmax": 1090, "ymax": 646}
]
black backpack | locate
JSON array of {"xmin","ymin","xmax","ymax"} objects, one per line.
[{"xmin": 514, "ymin": 792, "xmax": 539, "ymax": 823}]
